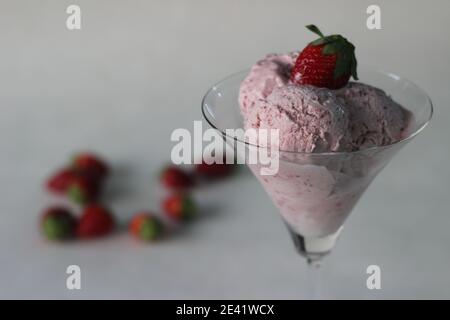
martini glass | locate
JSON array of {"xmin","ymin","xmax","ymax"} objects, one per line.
[{"xmin": 201, "ymin": 67, "xmax": 432, "ymax": 297}]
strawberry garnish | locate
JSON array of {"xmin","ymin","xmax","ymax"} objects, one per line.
[{"xmin": 291, "ymin": 25, "xmax": 358, "ymax": 89}]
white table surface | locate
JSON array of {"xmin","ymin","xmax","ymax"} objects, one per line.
[{"xmin": 0, "ymin": 0, "xmax": 449, "ymax": 299}]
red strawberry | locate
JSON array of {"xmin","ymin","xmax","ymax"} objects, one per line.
[
  {"xmin": 72, "ymin": 152, "xmax": 109, "ymax": 180},
  {"xmin": 41, "ymin": 207, "xmax": 77, "ymax": 241},
  {"xmin": 162, "ymin": 194, "xmax": 196, "ymax": 222},
  {"xmin": 129, "ymin": 212, "xmax": 164, "ymax": 241},
  {"xmin": 46, "ymin": 168, "xmax": 79, "ymax": 194},
  {"xmin": 196, "ymin": 158, "xmax": 234, "ymax": 178},
  {"xmin": 76, "ymin": 204, "xmax": 115, "ymax": 238},
  {"xmin": 290, "ymin": 25, "xmax": 358, "ymax": 89},
  {"xmin": 66, "ymin": 173, "xmax": 101, "ymax": 205},
  {"xmin": 160, "ymin": 166, "xmax": 193, "ymax": 190}
]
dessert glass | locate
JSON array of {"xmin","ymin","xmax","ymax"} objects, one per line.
[{"xmin": 201, "ymin": 67, "xmax": 432, "ymax": 298}]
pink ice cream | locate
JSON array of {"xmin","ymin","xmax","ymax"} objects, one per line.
[
  {"xmin": 336, "ymin": 82, "xmax": 410, "ymax": 149},
  {"xmin": 239, "ymin": 53, "xmax": 410, "ymax": 153},
  {"xmin": 244, "ymin": 84, "xmax": 351, "ymax": 152},
  {"xmin": 239, "ymin": 53, "xmax": 412, "ymax": 239}
]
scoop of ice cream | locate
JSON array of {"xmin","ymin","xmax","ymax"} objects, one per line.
[
  {"xmin": 239, "ymin": 53, "xmax": 411, "ymax": 152},
  {"xmin": 336, "ymin": 82, "xmax": 411, "ymax": 149},
  {"xmin": 239, "ymin": 52, "xmax": 297, "ymax": 117},
  {"xmin": 245, "ymin": 85, "xmax": 351, "ymax": 152}
]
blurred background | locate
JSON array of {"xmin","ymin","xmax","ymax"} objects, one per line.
[{"xmin": 0, "ymin": 0, "xmax": 449, "ymax": 299}]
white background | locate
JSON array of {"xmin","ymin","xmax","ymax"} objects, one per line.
[{"xmin": 0, "ymin": 0, "xmax": 449, "ymax": 299}]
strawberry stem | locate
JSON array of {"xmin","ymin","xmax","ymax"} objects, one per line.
[{"xmin": 306, "ymin": 25, "xmax": 325, "ymax": 38}]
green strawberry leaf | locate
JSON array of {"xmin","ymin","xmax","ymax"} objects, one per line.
[{"xmin": 306, "ymin": 24, "xmax": 325, "ymax": 38}]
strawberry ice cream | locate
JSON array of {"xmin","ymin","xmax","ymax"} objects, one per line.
[
  {"xmin": 336, "ymin": 82, "xmax": 410, "ymax": 149},
  {"xmin": 239, "ymin": 53, "xmax": 410, "ymax": 153},
  {"xmin": 239, "ymin": 52, "xmax": 412, "ymax": 241}
]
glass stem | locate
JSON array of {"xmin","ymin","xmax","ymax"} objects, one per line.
[{"xmin": 306, "ymin": 258, "xmax": 322, "ymax": 300}]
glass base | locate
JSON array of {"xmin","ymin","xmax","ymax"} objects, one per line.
[{"xmin": 287, "ymin": 226, "xmax": 343, "ymax": 262}]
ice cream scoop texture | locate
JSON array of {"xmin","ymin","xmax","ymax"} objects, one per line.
[{"xmin": 239, "ymin": 53, "xmax": 410, "ymax": 153}]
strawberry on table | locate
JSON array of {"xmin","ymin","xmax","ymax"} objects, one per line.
[
  {"xmin": 72, "ymin": 152, "xmax": 109, "ymax": 180},
  {"xmin": 162, "ymin": 193, "xmax": 196, "ymax": 222},
  {"xmin": 41, "ymin": 207, "xmax": 77, "ymax": 241},
  {"xmin": 76, "ymin": 204, "xmax": 115, "ymax": 239},
  {"xmin": 46, "ymin": 168, "xmax": 79, "ymax": 194},
  {"xmin": 291, "ymin": 25, "xmax": 358, "ymax": 89},
  {"xmin": 47, "ymin": 152, "xmax": 109, "ymax": 199},
  {"xmin": 129, "ymin": 212, "xmax": 164, "ymax": 241},
  {"xmin": 195, "ymin": 157, "xmax": 234, "ymax": 178},
  {"xmin": 66, "ymin": 173, "xmax": 101, "ymax": 205},
  {"xmin": 160, "ymin": 165, "xmax": 193, "ymax": 190}
]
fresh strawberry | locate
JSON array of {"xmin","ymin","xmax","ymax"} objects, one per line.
[
  {"xmin": 66, "ymin": 173, "xmax": 101, "ymax": 205},
  {"xmin": 196, "ymin": 158, "xmax": 234, "ymax": 178},
  {"xmin": 160, "ymin": 166, "xmax": 193, "ymax": 190},
  {"xmin": 290, "ymin": 25, "xmax": 358, "ymax": 89},
  {"xmin": 76, "ymin": 204, "xmax": 115, "ymax": 238},
  {"xmin": 46, "ymin": 168, "xmax": 79, "ymax": 194},
  {"xmin": 129, "ymin": 212, "xmax": 164, "ymax": 241},
  {"xmin": 41, "ymin": 207, "xmax": 77, "ymax": 241},
  {"xmin": 162, "ymin": 194, "xmax": 196, "ymax": 222},
  {"xmin": 72, "ymin": 152, "xmax": 109, "ymax": 180}
]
